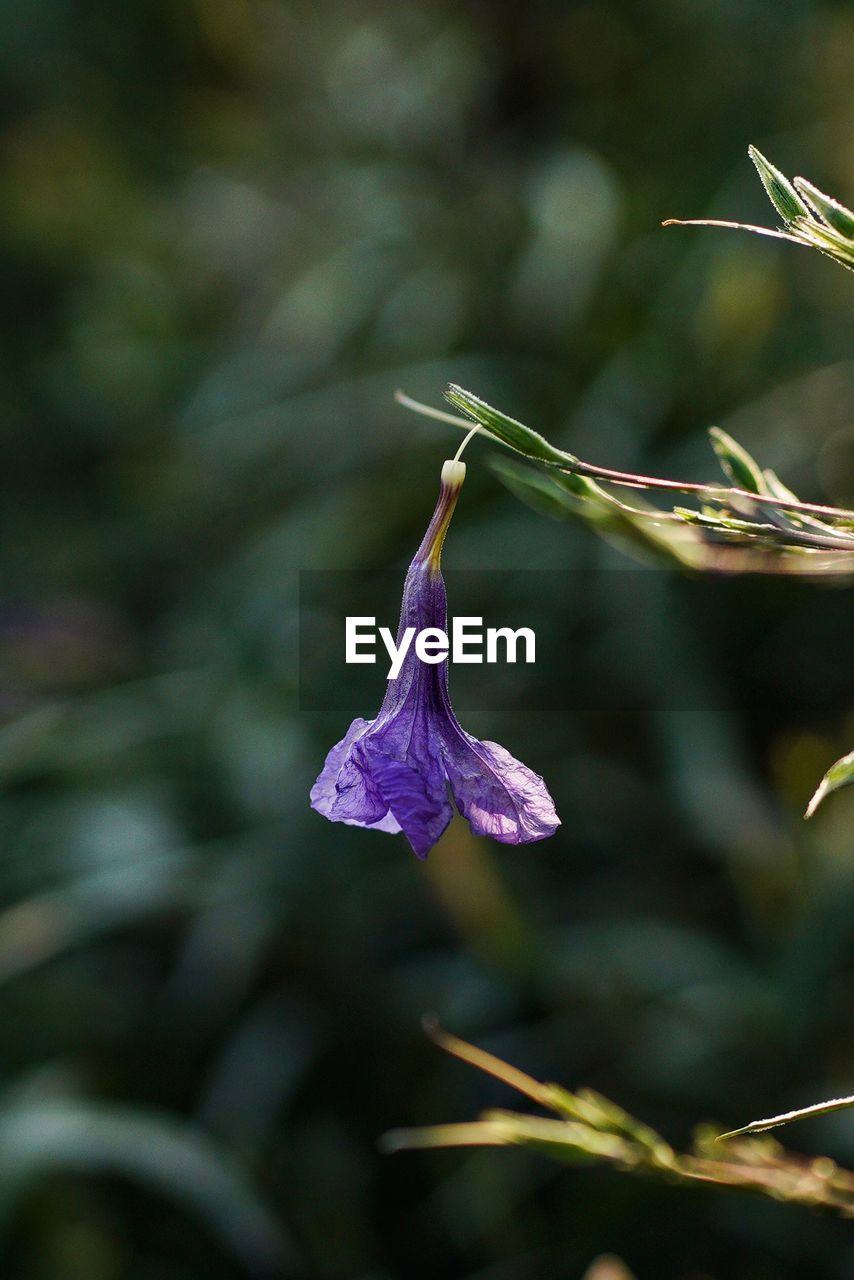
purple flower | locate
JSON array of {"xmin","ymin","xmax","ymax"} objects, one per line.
[{"xmin": 311, "ymin": 460, "xmax": 560, "ymax": 858}]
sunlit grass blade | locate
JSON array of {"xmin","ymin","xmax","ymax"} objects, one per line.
[
  {"xmin": 718, "ymin": 1094, "xmax": 854, "ymax": 1141},
  {"xmin": 748, "ymin": 145, "xmax": 810, "ymax": 223},
  {"xmin": 488, "ymin": 455, "xmax": 588, "ymax": 521},
  {"xmin": 708, "ymin": 427, "xmax": 766, "ymax": 493},
  {"xmin": 665, "ymin": 147, "xmax": 854, "ymax": 271},
  {"xmin": 761, "ymin": 469, "xmax": 854, "ymax": 535},
  {"xmin": 789, "ymin": 217, "xmax": 854, "ymax": 271},
  {"xmin": 805, "ymin": 748, "xmax": 854, "ymax": 819},
  {"xmin": 420, "ymin": 1017, "xmax": 553, "ymax": 1108},
  {"xmin": 793, "ymin": 176, "xmax": 854, "ymax": 238},
  {"xmin": 385, "ymin": 1029, "xmax": 854, "ymax": 1216},
  {"xmin": 380, "ymin": 1120, "xmax": 511, "ymax": 1152},
  {"xmin": 444, "ymin": 384, "xmax": 575, "ymax": 465}
]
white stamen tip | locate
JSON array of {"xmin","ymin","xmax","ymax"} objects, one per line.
[{"xmin": 442, "ymin": 459, "xmax": 466, "ymax": 486}]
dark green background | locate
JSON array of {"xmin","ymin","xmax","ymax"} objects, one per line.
[{"xmin": 1, "ymin": 1, "xmax": 853, "ymax": 1276}]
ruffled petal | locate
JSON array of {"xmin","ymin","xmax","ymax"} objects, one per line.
[
  {"xmin": 443, "ymin": 732, "xmax": 560, "ymax": 844},
  {"xmin": 361, "ymin": 740, "xmax": 453, "ymax": 859},
  {"xmin": 310, "ymin": 717, "xmax": 401, "ymax": 833}
]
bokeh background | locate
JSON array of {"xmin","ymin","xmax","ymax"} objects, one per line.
[{"xmin": 2, "ymin": 1, "xmax": 854, "ymax": 1276}]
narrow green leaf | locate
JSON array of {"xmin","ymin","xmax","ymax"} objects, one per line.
[
  {"xmin": 386, "ymin": 1027, "xmax": 854, "ymax": 1216},
  {"xmin": 444, "ymin": 385, "xmax": 574, "ymax": 466},
  {"xmin": 788, "ymin": 217, "xmax": 854, "ymax": 270},
  {"xmin": 380, "ymin": 1120, "xmax": 510, "ymax": 1152},
  {"xmin": 719, "ymin": 1093, "xmax": 854, "ymax": 1140},
  {"xmin": 748, "ymin": 146, "xmax": 810, "ymax": 224},
  {"xmin": 805, "ymin": 748, "xmax": 854, "ymax": 819},
  {"xmin": 763, "ymin": 470, "xmax": 854, "ymax": 535},
  {"xmin": 482, "ymin": 1112, "xmax": 630, "ymax": 1166},
  {"xmin": 488, "ymin": 456, "xmax": 583, "ymax": 520},
  {"xmin": 708, "ymin": 427, "xmax": 766, "ymax": 493},
  {"xmin": 420, "ymin": 1019, "xmax": 553, "ymax": 1110},
  {"xmin": 666, "ymin": 154, "xmax": 854, "ymax": 272},
  {"xmin": 793, "ymin": 177, "xmax": 854, "ymax": 239},
  {"xmin": 761, "ymin": 469, "xmax": 808, "ymax": 529}
]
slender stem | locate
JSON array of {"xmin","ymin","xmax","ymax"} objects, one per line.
[
  {"xmin": 560, "ymin": 461, "xmax": 854, "ymax": 521},
  {"xmin": 569, "ymin": 457, "xmax": 853, "ymax": 519},
  {"xmin": 453, "ymin": 423, "xmax": 482, "ymax": 462},
  {"xmin": 395, "ymin": 391, "xmax": 854, "ymax": 524},
  {"xmin": 661, "ymin": 217, "xmax": 804, "ymax": 245}
]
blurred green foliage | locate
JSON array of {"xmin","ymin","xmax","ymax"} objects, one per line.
[{"xmin": 1, "ymin": 0, "xmax": 853, "ymax": 1277}]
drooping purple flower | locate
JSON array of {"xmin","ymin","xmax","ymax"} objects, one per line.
[{"xmin": 311, "ymin": 459, "xmax": 560, "ymax": 858}]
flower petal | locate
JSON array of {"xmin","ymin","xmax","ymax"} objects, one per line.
[
  {"xmin": 310, "ymin": 717, "xmax": 401, "ymax": 833},
  {"xmin": 362, "ymin": 740, "xmax": 453, "ymax": 859},
  {"xmin": 443, "ymin": 733, "xmax": 560, "ymax": 844}
]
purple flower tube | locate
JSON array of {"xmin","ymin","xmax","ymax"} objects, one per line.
[{"xmin": 311, "ymin": 459, "xmax": 560, "ymax": 858}]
